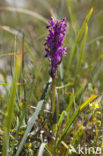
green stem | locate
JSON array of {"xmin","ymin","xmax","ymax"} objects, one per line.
[{"xmin": 51, "ymin": 76, "xmax": 56, "ymax": 123}]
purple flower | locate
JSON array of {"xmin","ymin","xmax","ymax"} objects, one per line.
[{"xmin": 44, "ymin": 17, "xmax": 67, "ymax": 78}]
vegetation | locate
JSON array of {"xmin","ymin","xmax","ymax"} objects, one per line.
[{"xmin": 0, "ymin": 0, "xmax": 103, "ymax": 155}]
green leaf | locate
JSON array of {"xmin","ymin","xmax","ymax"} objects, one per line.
[
  {"xmin": 15, "ymin": 79, "xmax": 51, "ymax": 156},
  {"xmin": 56, "ymin": 94, "xmax": 97, "ymax": 149},
  {"xmin": 57, "ymin": 111, "xmax": 67, "ymax": 131},
  {"xmin": 56, "ymin": 108, "xmax": 79, "ymax": 149},
  {"xmin": 70, "ymin": 126, "xmax": 84, "ymax": 148},
  {"xmin": 15, "ymin": 100, "xmax": 44, "ymax": 156},
  {"xmin": 77, "ymin": 23, "xmax": 88, "ymax": 71},
  {"xmin": 56, "ymin": 111, "xmax": 67, "ymax": 141},
  {"xmin": 65, "ymin": 126, "xmax": 84, "ymax": 155}
]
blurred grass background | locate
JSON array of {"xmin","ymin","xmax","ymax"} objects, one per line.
[{"xmin": 0, "ymin": 0, "xmax": 103, "ymax": 155}]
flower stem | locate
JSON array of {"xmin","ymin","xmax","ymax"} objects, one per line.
[{"xmin": 51, "ymin": 76, "xmax": 57, "ymax": 124}]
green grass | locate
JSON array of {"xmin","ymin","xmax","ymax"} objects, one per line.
[
  {"xmin": 3, "ymin": 53, "xmax": 22, "ymax": 156},
  {"xmin": 0, "ymin": 0, "xmax": 103, "ymax": 155}
]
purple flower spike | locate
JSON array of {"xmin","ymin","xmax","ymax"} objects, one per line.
[{"xmin": 44, "ymin": 17, "xmax": 67, "ymax": 78}]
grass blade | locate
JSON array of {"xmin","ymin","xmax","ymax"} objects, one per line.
[
  {"xmin": 38, "ymin": 143, "xmax": 46, "ymax": 156},
  {"xmin": 15, "ymin": 100, "xmax": 44, "ymax": 156},
  {"xmin": 15, "ymin": 79, "xmax": 51, "ymax": 156},
  {"xmin": 77, "ymin": 23, "xmax": 88, "ymax": 71},
  {"xmin": 65, "ymin": 125, "xmax": 84, "ymax": 156},
  {"xmin": 68, "ymin": 8, "xmax": 93, "ymax": 75},
  {"xmin": 56, "ymin": 111, "xmax": 67, "ymax": 141},
  {"xmin": 66, "ymin": 0, "xmax": 78, "ymax": 34},
  {"xmin": 2, "ymin": 53, "xmax": 22, "ymax": 156},
  {"xmin": 0, "ymin": 25, "xmax": 36, "ymax": 65},
  {"xmin": 80, "ymin": 94, "xmax": 98, "ymax": 111},
  {"xmin": 57, "ymin": 111, "xmax": 67, "ymax": 131},
  {"xmin": 66, "ymin": 81, "xmax": 87, "ymax": 119},
  {"xmin": 0, "ymin": 7, "xmax": 48, "ymax": 24},
  {"xmin": 45, "ymin": 144, "xmax": 52, "ymax": 156},
  {"xmin": 56, "ymin": 108, "xmax": 79, "ymax": 149},
  {"xmin": 56, "ymin": 94, "xmax": 98, "ymax": 149},
  {"xmin": 87, "ymin": 35, "xmax": 103, "ymax": 45}
]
